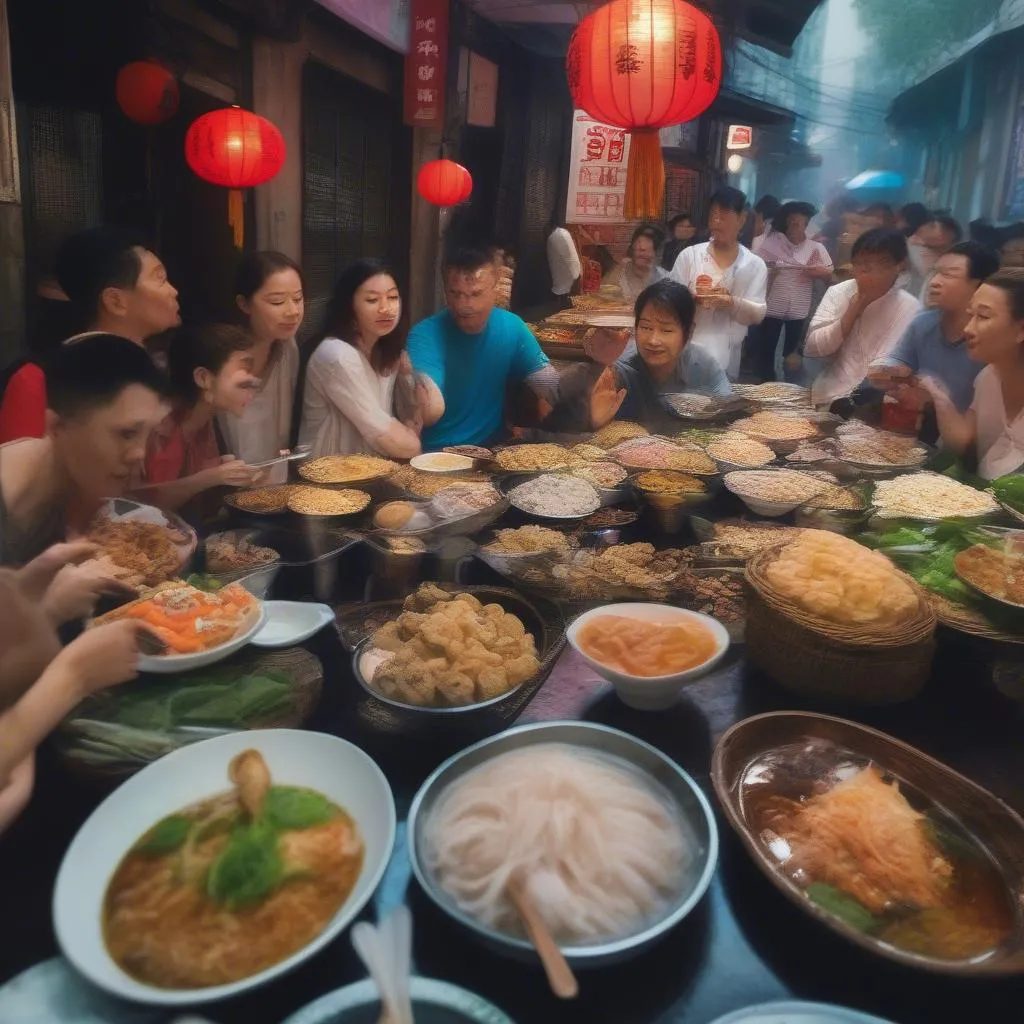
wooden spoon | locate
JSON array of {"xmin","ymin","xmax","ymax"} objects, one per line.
[{"xmin": 507, "ymin": 879, "xmax": 579, "ymax": 999}]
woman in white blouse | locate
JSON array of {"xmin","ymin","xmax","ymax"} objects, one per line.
[
  {"xmin": 299, "ymin": 259, "xmax": 423, "ymax": 458},
  {"xmin": 219, "ymin": 252, "xmax": 304, "ymax": 477},
  {"xmin": 920, "ymin": 269, "xmax": 1024, "ymax": 479}
]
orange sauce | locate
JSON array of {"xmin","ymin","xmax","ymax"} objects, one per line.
[{"xmin": 577, "ymin": 615, "xmax": 718, "ymax": 676}]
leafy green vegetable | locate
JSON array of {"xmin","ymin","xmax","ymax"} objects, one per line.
[
  {"xmin": 206, "ymin": 819, "xmax": 283, "ymax": 910},
  {"xmin": 186, "ymin": 573, "xmax": 223, "ymax": 592},
  {"xmin": 195, "ymin": 810, "xmax": 242, "ymax": 844},
  {"xmin": 922, "ymin": 817, "xmax": 981, "ymax": 864},
  {"xmin": 806, "ymin": 882, "xmax": 878, "ymax": 932},
  {"xmin": 135, "ymin": 814, "xmax": 192, "ymax": 856},
  {"xmin": 991, "ymin": 474, "xmax": 1024, "ymax": 512},
  {"xmin": 263, "ymin": 786, "xmax": 337, "ymax": 831}
]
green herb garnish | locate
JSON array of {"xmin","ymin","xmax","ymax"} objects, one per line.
[
  {"xmin": 135, "ymin": 814, "xmax": 192, "ymax": 856},
  {"xmin": 806, "ymin": 882, "xmax": 878, "ymax": 932},
  {"xmin": 206, "ymin": 819, "xmax": 283, "ymax": 910},
  {"xmin": 263, "ymin": 786, "xmax": 338, "ymax": 831}
]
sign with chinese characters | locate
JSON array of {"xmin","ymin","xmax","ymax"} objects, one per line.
[
  {"xmin": 566, "ymin": 110, "xmax": 632, "ymax": 224},
  {"xmin": 404, "ymin": 0, "xmax": 448, "ymax": 128},
  {"xmin": 727, "ymin": 124, "xmax": 753, "ymax": 150}
]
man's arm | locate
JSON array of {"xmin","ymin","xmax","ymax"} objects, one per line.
[
  {"xmin": 730, "ymin": 257, "xmax": 768, "ymax": 326},
  {"xmin": 805, "ymin": 284, "xmax": 855, "ymax": 358},
  {"xmin": 407, "ymin": 321, "xmax": 446, "ymax": 427}
]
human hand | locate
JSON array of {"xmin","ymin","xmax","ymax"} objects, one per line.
[
  {"xmin": 210, "ymin": 456, "xmax": 259, "ymax": 488},
  {"xmin": 700, "ymin": 290, "xmax": 733, "ymax": 311},
  {"xmin": 16, "ymin": 541, "xmax": 99, "ymax": 601},
  {"xmin": 42, "ymin": 560, "xmax": 136, "ymax": 624},
  {"xmin": 589, "ymin": 368, "xmax": 627, "ymax": 429},
  {"xmin": 584, "ymin": 327, "xmax": 630, "ymax": 366},
  {"xmin": 866, "ymin": 363, "xmax": 912, "ymax": 390},
  {"xmin": 893, "ymin": 381, "xmax": 928, "ymax": 412},
  {"xmin": 916, "ymin": 374, "xmax": 952, "ymax": 406},
  {"xmin": 55, "ymin": 619, "xmax": 149, "ymax": 697}
]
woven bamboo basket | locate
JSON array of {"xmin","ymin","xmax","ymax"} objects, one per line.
[{"xmin": 744, "ymin": 541, "xmax": 937, "ymax": 704}]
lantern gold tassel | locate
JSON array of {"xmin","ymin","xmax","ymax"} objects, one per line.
[
  {"xmin": 624, "ymin": 129, "xmax": 665, "ymax": 221},
  {"xmin": 227, "ymin": 189, "xmax": 244, "ymax": 249}
]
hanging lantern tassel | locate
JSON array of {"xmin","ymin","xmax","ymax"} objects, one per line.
[
  {"xmin": 624, "ymin": 129, "xmax": 665, "ymax": 221},
  {"xmin": 227, "ymin": 189, "xmax": 244, "ymax": 249}
]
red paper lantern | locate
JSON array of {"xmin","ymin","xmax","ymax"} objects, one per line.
[
  {"xmin": 184, "ymin": 107, "xmax": 286, "ymax": 248},
  {"xmin": 116, "ymin": 61, "xmax": 179, "ymax": 125},
  {"xmin": 567, "ymin": 0, "xmax": 722, "ymax": 218},
  {"xmin": 417, "ymin": 159, "xmax": 472, "ymax": 207}
]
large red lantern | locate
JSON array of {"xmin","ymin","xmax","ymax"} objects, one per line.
[
  {"xmin": 184, "ymin": 107, "xmax": 286, "ymax": 248},
  {"xmin": 567, "ymin": 0, "xmax": 722, "ymax": 219},
  {"xmin": 116, "ymin": 61, "xmax": 179, "ymax": 125},
  {"xmin": 417, "ymin": 159, "xmax": 473, "ymax": 207}
]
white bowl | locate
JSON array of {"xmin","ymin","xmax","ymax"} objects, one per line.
[
  {"xmin": 52, "ymin": 729, "xmax": 397, "ymax": 1006},
  {"xmin": 250, "ymin": 601, "xmax": 334, "ymax": 648},
  {"xmin": 567, "ymin": 603, "xmax": 730, "ymax": 710},
  {"xmin": 410, "ymin": 452, "xmax": 475, "ymax": 473},
  {"xmin": 138, "ymin": 604, "xmax": 268, "ymax": 674}
]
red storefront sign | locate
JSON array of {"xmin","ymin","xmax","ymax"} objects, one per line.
[{"xmin": 404, "ymin": 0, "xmax": 449, "ymax": 128}]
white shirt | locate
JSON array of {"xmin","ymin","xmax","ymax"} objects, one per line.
[
  {"xmin": 547, "ymin": 227, "xmax": 582, "ymax": 296},
  {"xmin": 217, "ymin": 338, "xmax": 298, "ymax": 484},
  {"xmin": 805, "ymin": 279, "xmax": 921, "ymax": 405},
  {"xmin": 671, "ymin": 241, "xmax": 768, "ymax": 378},
  {"xmin": 601, "ymin": 260, "xmax": 668, "ymax": 304},
  {"xmin": 758, "ymin": 234, "xmax": 833, "ymax": 320},
  {"xmin": 971, "ymin": 366, "xmax": 1024, "ymax": 479},
  {"xmin": 298, "ymin": 337, "xmax": 397, "ymax": 457}
]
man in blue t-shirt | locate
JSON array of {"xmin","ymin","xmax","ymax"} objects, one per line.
[
  {"xmin": 868, "ymin": 240, "xmax": 1000, "ymax": 413},
  {"xmin": 408, "ymin": 246, "xmax": 560, "ymax": 448}
]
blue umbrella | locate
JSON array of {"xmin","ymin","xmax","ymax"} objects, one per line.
[{"xmin": 846, "ymin": 170, "xmax": 905, "ymax": 192}]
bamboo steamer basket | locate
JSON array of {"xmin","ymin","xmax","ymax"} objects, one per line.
[{"xmin": 744, "ymin": 540, "xmax": 937, "ymax": 704}]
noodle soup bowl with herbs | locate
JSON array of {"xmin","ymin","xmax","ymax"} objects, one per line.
[
  {"xmin": 567, "ymin": 603, "xmax": 731, "ymax": 709},
  {"xmin": 53, "ymin": 729, "xmax": 396, "ymax": 1005},
  {"xmin": 408, "ymin": 721, "xmax": 719, "ymax": 966}
]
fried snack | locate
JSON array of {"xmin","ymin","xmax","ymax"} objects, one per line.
[
  {"xmin": 610, "ymin": 437, "xmax": 718, "ymax": 473},
  {"xmin": 803, "ymin": 483, "xmax": 868, "ymax": 511},
  {"xmin": 591, "ymin": 421, "xmax": 649, "ymax": 449},
  {"xmin": 287, "ymin": 486, "xmax": 371, "ymax": 516},
  {"xmin": 733, "ymin": 412, "xmax": 818, "ymax": 442},
  {"xmin": 86, "ymin": 518, "xmax": 184, "ymax": 588},
  {"xmin": 205, "ymin": 538, "xmax": 279, "ymax": 574},
  {"xmin": 390, "ymin": 466, "xmax": 491, "ymax": 498},
  {"xmin": 708, "ymin": 522, "xmax": 802, "ymax": 559},
  {"xmin": 955, "ymin": 544, "xmax": 1024, "ymax": 605},
  {"xmin": 369, "ymin": 586, "xmax": 539, "ymax": 707},
  {"xmin": 494, "ymin": 443, "xmax": 569, "ymax": 472},
  {"xmin": 872, "ymin": 472, "xmax": 998, "ymax": 520},
  {"xmin": 485, "ymin": 526, "xmax": 573, "ymax": 557},
  {"xmin": 374, "ymin": 501, "xmax": 416, "ymax": 530},
  {"xmin": 569, "ymin": 462, "xmax": 628, "ymax": 488},
  {"xmin": 298, "ymin": 455, "xmax": 396, "ymax": 484},
  {"xmin": 570, "ymin": 443, "xmax": 611, "ymax": 462},
  {"xmin": 429, "ymin": 482, "xmax": 500, "ymax": 519},
  {"xmin": 633, "ymin": 471, "xmax": 707, "ymax": 494},
  {"xmin": 726, "ymin": 469, "xmax": 827, "ymax": 503},
  {"xmin": 228, "ymin": 485, "xmax": 294, "ymax": 513},
  {"xmin": 384, "ymin": 536, "xmax": 427, "ymax": 556},
  {"xmin": 552, "ymin": 543, "xmax": 688, "ymax": 601},
  {"xmin": 764, "ymin": 531, "xmax": 919, "ymax": 627},
  {"xmin": 707, "ymin": 433, "xmax": 775, "ymax": 468},
  {"xmin": 837, "ymin": 430, "xmax": 928, "ymax": 467}
]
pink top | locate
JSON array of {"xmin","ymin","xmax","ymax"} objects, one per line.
[{"xmin": 758, "ymin": 234, "xmax": 833, "ymax": 320}]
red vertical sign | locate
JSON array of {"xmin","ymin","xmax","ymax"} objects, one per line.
[{"xmin": 404, "ymin": 0, "xmax": 449, "ymax": 128}]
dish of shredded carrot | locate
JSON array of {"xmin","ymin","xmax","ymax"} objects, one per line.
[
  {"xmin": 93, "ymin": 582, "xmax": 260, "ymax": 655},
  {"xmin": 577, "ymin": 614, "xmax": 718, "ymax": 676}
]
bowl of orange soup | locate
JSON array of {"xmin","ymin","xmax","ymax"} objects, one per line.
[{"xmin": 567, "ymin": 604, "xmax": 730, "ymax": 710}]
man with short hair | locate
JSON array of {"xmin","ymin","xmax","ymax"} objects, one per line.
[
  {"xmin": 407, "ymin": 245, "xmax": 560, "ymax": 447},
  {"xmin": 805, "ymin": 227, "xmax": 921, "ymax": 406},
  {"xmin": 670, "ymin": 186, "xmax": 768, "ymax": 378},
  {"xmin": 906, "ymin": 214, "xmax": 963, "ymax": 300},
  {"xmin": 869, "ymin": 241, "xmax": 1000, "ymax": 414}
]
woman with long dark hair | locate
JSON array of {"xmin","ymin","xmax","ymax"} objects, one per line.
[{"xmin": 298, "ymin": 259, "xmax": 424, "ymax": 458}]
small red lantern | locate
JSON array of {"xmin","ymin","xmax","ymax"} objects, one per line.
[
  {"xmin": 567, "ymin": 0, "xmax": 722, "ymax": 218},
  {"xmin": 116, "ymin": 61, "xmax": 179, "ymax": 125},
  {"xmin": 184, "ymin": 107, "xmax": 286, "ymax": 248},
  {"xmin": 417, "ymin": 159, "xmax": 472, "ymax": 207}
]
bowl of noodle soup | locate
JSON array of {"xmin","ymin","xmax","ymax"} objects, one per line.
[
  {"xmin": 407, "ymin": 721, "xmax": 718, "ymax": 965},
  {"xmin": 53, "ymin": 729, "xmax": 396, "ymax": 1005}
]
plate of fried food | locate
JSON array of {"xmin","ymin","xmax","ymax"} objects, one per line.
[
  {"xmin": 224, "ymin": 484, "xmax": 296, "ymax": 517},
  {"xmin": 298, "ymin": 455, "xmax": 397, "ymax": 487},
  {"xmin": 353, "ymin": 583, "xmax": 545, "ymax": 714},
  {"xmin": 954, "ymin": 533, "xmax": 1024, "ymax": 609},
  {"xmin": 82, "ymin": 500, "xmax": 197, "ymax": 590},
  {"xmin": 90, "ymin": 580, "xmax": 266, "ymax": 673}
]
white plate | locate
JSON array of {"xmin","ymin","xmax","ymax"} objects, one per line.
[
  {"xmin": 410, "ymin": 452, "xmax": 476, "ymax": 473},
  {"xmin": 708, "ymin": 1001, "xmax": 897, "ymax": 1024},
  {"xmin": 53, "ymin": 729, "xmax": 397, "ymax": 1006},
  {"xmin": 250, "ymin": 601, "xmax": 334, "ymax": 648},
  {"xmin": 138, "ymin": 605, "xmax": 267, "ymax": 674}
]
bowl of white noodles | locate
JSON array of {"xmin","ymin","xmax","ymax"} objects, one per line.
[{"xmin": 407, "ymin": 721, "xmax": 718, "ymax": 966}]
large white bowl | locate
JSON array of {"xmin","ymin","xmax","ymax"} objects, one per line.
[
  {"xmin": 137, "ymin": 604, "xmax": 268, "ymax": 674},
  {"xmin": 52, "ymin": 729, "xmax": 397, "ymax": 1006},
  {"xmin": 567, "ymin": 603, "xmax": 730, "ymax": 710}
]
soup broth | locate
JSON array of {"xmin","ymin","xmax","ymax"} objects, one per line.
[
  {"xmin": 104, "ymin": 754, "xmax": 364, "ymax": 989},
  {"xmin": 578, "ymin": 615, "xmax": 718, "ymax": 676},
  {"xmin": 740, "ymin": 740, "xmax": 1016, "ymax": 962}
]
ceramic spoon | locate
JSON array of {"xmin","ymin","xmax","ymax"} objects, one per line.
[{"xmin": 351, "ymin": 906, "xmax": 414, "ymax": 1024}]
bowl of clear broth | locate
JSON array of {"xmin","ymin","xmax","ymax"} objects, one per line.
[
  {"xmin": 52, "ymin": 729, "xmax": 397, "ymax": 1005},
  {"xmin": 567, "ymin": 603, "xmax": 730, "ymax": 710}
]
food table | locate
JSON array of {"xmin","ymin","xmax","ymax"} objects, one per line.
[{"xmin": 4, "ymin": 430, "xmax": 1024, "ymax": 1024}]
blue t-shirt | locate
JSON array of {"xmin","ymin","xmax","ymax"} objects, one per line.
[
  {"xmin": 885, "ymin": 308, "xmax": 981, "ymax": 413},
  {"xmin": 408, "ymin": 308, "xmax": 549, "ymax": 447}
]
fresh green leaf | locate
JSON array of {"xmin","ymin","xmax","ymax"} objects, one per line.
[
  {"xmin": 206, "ymin": 819, "xmax": 283, "ymax": 909},
  {"xmin": 186, "ymin": 573, "xmax": 223, "ymax": 592},
  {"xmin": 806, "ymin": 882, "xmax": 878, "ymax": 932},
  {"xmin": 263, "ymin": 786, "xmax": 337, "ymax": 831},
  {"xmin": 922, "ymin": 817, "xmax": 981, "ymax": 864},
  {"xmin": 992, "ymin": 474, "xmax": 1024, "ymax": 512},
  {"xmin": 135, "ymin": 814, "xmax": 192, "ymax": 856}
]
